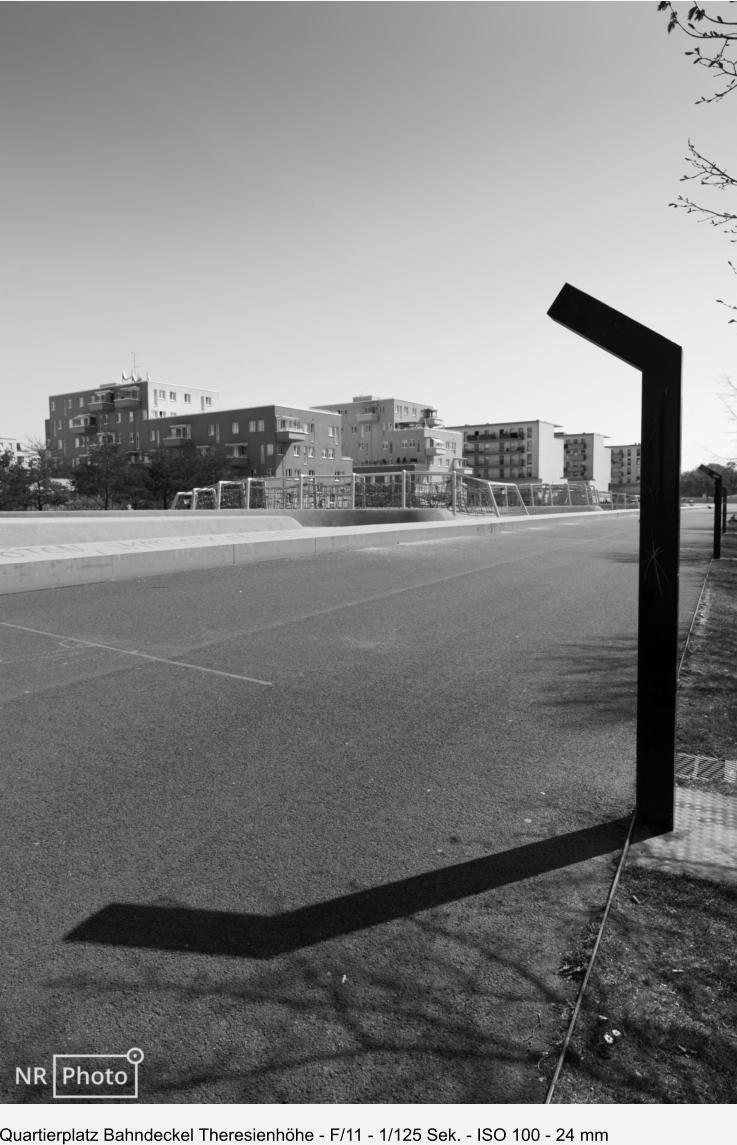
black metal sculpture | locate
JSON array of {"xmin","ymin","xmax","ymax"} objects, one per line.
[{"xmin": 548, "ymin": 284, "xmax": 682, "ymax": 833}]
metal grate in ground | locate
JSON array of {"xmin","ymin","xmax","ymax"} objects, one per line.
[{"xmin": 675, "ymin": 752, "xmax": 736, "ymax": 782}]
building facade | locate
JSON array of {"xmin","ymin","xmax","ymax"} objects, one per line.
[
  {"xmin": 45, "ymin": 378, "xmax": 349, "ymax": 479},
  {"xmin": 608, "ymin": 443, "xmax": 641, "ymax": 494},
  {"xmin": 147, "ymin": 404, "xmax": 348, "ymax": 478},
  {"xmin": 313, "ymin": 395, "xmax": 463, "ymax": 472},
  {"xmin": 45, "ymin": 375, "xmax": 220, "ymax": 467},
  {"xmin": 559, "ymin": 432, "xmax": 611, "ymax": 488},
  {"xmin": 449, "ymin": 420, "xmax": 564, "ymax": 484}
]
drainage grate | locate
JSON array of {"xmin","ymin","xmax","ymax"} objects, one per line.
[{"xmin": 675, "ymin": 752, "xmax": 736, "ymax": 781}]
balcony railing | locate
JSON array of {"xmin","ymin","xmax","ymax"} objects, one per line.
[
  {"xmin": 114, "ymin": 387, "xmax": 141, "ymax": 408},
  {"xmin": 89, "ymin": 392, "xmax": 115, "ymax": 412},
  {"xmin": 69, "ymin": 416, "xmax": 97, "ymax": 434},
  {"xmin": 162, "ymin": 427, "xmax": 192, "ymax": 446}
]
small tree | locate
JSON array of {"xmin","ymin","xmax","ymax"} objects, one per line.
[
  {"xmin": 73, "ymin": 443, "xmax": 132, "ymax": 510},
  {"xmin": 145, "ymin": 442, "xmax": 226, "ymax": 508},
  {"xmin": 0, "ymin": 451, "xmax": 32, "ymax": 509},
  {"xmin": 23, "ymin": 439, "xmax": 70, "ymax": 511}
]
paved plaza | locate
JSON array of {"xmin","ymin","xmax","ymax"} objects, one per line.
[{"xmin": 0, "ymin": 513, "xmax": 716, "ymax": 1103}]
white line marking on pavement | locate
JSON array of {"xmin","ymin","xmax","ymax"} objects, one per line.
[{"xmin": 0, "ymin": 622, "xmax": 273, "ymax": 687}]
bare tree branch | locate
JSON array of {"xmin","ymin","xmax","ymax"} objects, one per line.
[{"xmin": 659, "ymin": 3, "xmax": 737, "ymax": 314}]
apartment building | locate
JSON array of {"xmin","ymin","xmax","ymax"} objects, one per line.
[
  {"xmin": 558, "ymin": 432, "xmax": 611, "ymax": 488},
  {"xmin": 45, "ymin": 375, "xmax": 220, "ymax": 467},
  {"xmin": 450, "ymin": 420, "xmax": 565, "ymax": 484},
  {"xmin": 144, "ymin": 403, "xmax": 348, "ymax": 479},
  {"xmin": 313, "ymin": 395, "xmax": 463, "ymax": 471},
  {"xmin": 608, "ymin": 443, "xmax": 641, "ymax": 494}
]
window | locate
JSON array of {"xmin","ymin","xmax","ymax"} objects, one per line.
[
  {"xmin": 150, "ymin": 430, "xmax": 157, "ymax": 442},
  {"xmin": 257, "ymin": 419, "xmax": 265, "ymax": 432},
  {"xmin": 293, "ymin": 444, "xmax": 301, "ymax": 456},
  {"xmin": 266, "ymin": 442, "xmax": 274, "ymax": 456},
  {"xmin": 50, "ymin": 400, "xmax": 56, "ymax": 412},
  {"xmin": 307, "ymin": 446, "xmax": 315, "ymax": 458},
  {"xmin": 231, "ymin": 421, "xmax": 239, "ymax": 435},
  {"xmin": 169, "ymin": 391, "xmax": 176, "ymax": 401},
  {"xmin": 204, "ymin": 396, "xmax": 212, "ymax": 407},
  {"xmin": 248, "ymin": 420, "xmax": 256, "ymax": 432},
  {"xmin": 159, "ymin": 389, "xmax": 166, "ymax": 400},
  {"xmin": 208, "ymin": 424, "xmax": 215, "ymax": 437},
  {"xmin": 129, "ymin": 433, "xmax": 135, "ymax": 444},
  {"xmin": 79, "ymin": 397, "xmax": 84, "ymax": 408},
  {"xmin": 183, "ymin": 393, "xmax": 191, "ymax": 404}
]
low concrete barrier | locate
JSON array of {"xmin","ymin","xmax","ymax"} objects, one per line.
[{"xmin": 0, "ymin": 509, "xmax": 636, "ymax": 596}]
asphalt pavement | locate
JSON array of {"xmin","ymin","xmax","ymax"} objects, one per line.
[{"xmin": 0, "ymin": 512, "xmax": 714, "ymax": 1104}]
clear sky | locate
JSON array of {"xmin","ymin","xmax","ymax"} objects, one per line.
[{"xmin": 2, "ymin": 1, "xmax": 736, "ymax": 470}]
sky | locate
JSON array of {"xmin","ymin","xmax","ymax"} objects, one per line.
[{"xmin": 2, "ymin": 0, "xmax": 737, "ymax": 470}]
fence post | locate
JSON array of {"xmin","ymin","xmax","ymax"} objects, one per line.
[
  {"xmin": 401, "ymin": 471, "xmax": 407, "ymax": 509},
  {"xmin": 549, "ymin": 283, "xmax": 682, "ymax": 834}
]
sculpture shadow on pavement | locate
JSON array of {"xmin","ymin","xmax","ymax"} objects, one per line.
[{"xmin": 65, "ymin": 816, "xmax": 648, "ymax": 960}]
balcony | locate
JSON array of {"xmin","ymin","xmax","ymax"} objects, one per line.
[
  {"xmin": 88, "ymin": 391, "xmax": 116, "ymax": 412},
  {"xmin": 114, "ymin": 387, "xmax": 141, "ymax": 409},
  {"xmin": 275, "ymin": 419, "xmax": 309, "ymax": 443},
  {"xmin": 355, "ymin": 411, "xmax": 380, "ymax": 423},
  {"xmin": 69, "ymin": 416, "xmax": 97, "ymax": 434},
  {"xmin": 161, "ymin": 426, "xmax": 192, "ymax": 447},
  {"xmin": 226, "ymin": 445, "xmax": 250, "ymax": 467}
]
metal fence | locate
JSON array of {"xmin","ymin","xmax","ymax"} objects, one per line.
[{"xmin": 170, "ymin": 474, "xmax": 623, "ymax": 516}]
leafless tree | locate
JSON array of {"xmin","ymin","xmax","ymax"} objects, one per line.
[{"xmin": 659, "ymin": 2, "xmax": 737, "ymax": 317}]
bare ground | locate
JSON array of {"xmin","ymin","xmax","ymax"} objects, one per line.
[{"xmin": 548, "ymin": 531, "xmax": 737, "ymax": 1104}]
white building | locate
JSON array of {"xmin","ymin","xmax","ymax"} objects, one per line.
[
  {"xmin": 558, "ymin": 432, "xmax": 611, "ymax": 488},
  {"xmin": 0, "ymin": 437, "xmax": 38, "ymax": 465}
]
